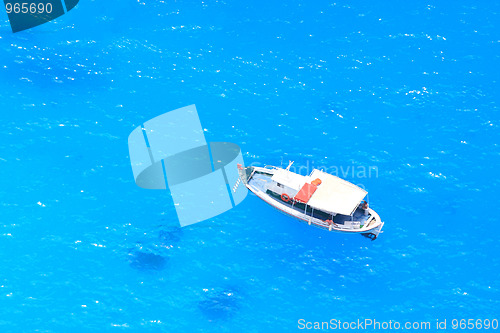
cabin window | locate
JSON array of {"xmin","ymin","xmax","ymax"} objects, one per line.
[{"xmin": 277, "ymin": 183, "xmax": 284, "ymax": 188}]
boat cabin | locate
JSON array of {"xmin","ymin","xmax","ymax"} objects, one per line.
[{"xmin": 266, "ymin": 167, "xmax": 371, "ymax": 228}]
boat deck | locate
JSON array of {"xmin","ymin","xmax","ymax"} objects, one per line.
[{"xmin": 248, "ymin": 172, "xmax": 273, "ymax": 192}]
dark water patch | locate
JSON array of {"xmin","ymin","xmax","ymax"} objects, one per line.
[
  {"xmin": 128, "ymin": 244, "xmax": 167, "ymax": 271},
  {"xmin": 198, "ymin": 286, "xmax": 242, "ymax": 321}
]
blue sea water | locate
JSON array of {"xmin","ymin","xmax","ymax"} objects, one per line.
[{"xmin": 1, "ymin": 1, "xmax": 499, "ymax": 332}]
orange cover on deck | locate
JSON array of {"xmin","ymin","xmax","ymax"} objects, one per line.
[{"xmin": 293, "ymin": 183, "xmax": 318, "ymax": 203}]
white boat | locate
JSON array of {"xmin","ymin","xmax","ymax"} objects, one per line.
[{"xmin": 237, "ymin": 161, "xmax": 384, "ymax": 240}]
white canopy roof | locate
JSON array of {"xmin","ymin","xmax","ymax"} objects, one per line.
[
  {"xmin": 307, "ymin": 169, "xmax": 367, "ymax": 216},
  {"xmin": 271, "ymin": 168, "xmax": 308, "ymax": 191}
]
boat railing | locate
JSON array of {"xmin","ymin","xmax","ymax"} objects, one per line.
[
  {"xmin": 247, "ymin": 168, "xmax": 258, "ymax": 182},
  {"xmin": 362, "ymin": 216, "xmax": 374, "ymax": 229}
]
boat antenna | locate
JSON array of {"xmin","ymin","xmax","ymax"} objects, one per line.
[{"xmin": 280, "ymin": 156, "xmax": 283, "ymax": 168}]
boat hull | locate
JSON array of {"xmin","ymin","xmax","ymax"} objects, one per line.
[{"xmin": 245, "ymin": 166, "xmax": 384, "ymax": 239}]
